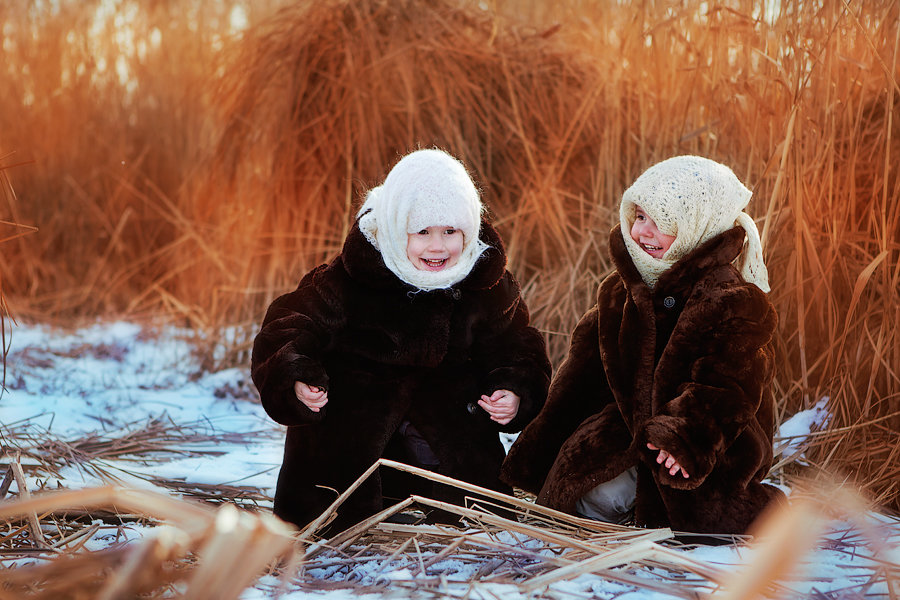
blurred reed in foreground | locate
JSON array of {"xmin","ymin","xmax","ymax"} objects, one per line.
[
  {"xmin": 0, "ymin": 0, "xmax": 898, "ymax": 509},
  {"xmin": 1, "ymin": 458, "xmax": 897, "ymax": 598}
]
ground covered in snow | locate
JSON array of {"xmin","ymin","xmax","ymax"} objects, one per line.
[{"xmin": 1, "ymin": 321, "xmax": 898, "ymax": 599}]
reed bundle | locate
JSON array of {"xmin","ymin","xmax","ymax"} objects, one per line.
[
  {"xmin": 0, "ymin": 0, "xmax": 898, "ymax": 509},
  {"xmin": 0, "ymin": 414, "xmax": 277, "ymax": 510},
  {"xmin": 2, "ymin": 457, "xmax": 897, "ymax": 599},
  {"xmin": 0, "ymin": 478, "xmax": 295, "ymax": 600}
]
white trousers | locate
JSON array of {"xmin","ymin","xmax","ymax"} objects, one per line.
[{"xmin": 575, "ymin": 467, "xmax": 638, "ymax": 524}]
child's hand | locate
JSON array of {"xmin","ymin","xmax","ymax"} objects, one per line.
[
  {"xmin": 647, "ymin": 442, "xmax": 689, "ymax": 478},
  {"xmin": 294, "ymin": 381, "xmax": 328, "ymax": 412},
  {"xmin": 477, "ymin": 389, "xmax": 520, "ymax": 425}
]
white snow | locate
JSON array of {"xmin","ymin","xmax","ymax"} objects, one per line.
[
  {"xmin": 1, "ymin": 320, "xmax": 898, "ymax": 599},
  {"xmin": 775, "ymin": 397, "xmax": 831, "ymax": 463}
]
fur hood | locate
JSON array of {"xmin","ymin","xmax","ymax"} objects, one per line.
[{"xmin": 502, "ymin": 224, "xmax": 785, "ymax": 535}]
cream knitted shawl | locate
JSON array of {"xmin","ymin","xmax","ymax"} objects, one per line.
[
  {"xmin": 619, "ymin": 155, "xmax": 770, "ymax": 292},
  {"xmin": 357, "ymin": 149, "xmax": 489, "ymax": 291}
]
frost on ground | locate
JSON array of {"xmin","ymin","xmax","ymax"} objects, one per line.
[{"xmin": 1, "ymin": 321, "xmax": 898, "ymax": 599}]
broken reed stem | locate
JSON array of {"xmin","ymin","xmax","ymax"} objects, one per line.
[
  {"xmin": 518, "ymin": 538, "xmax": 658, "ymax": 592},
  {"xmin": 6, "ymin": 454, "xmax": 48, "ymax": 549},
  {"xmin": 95, "ymin": 529, "xmax": 184, "ymax": 600},
  {"xmin": 0, "ymin": 484, "xmax": 297, "ymax": 600},
  {"xmin": 306, "ymin": 497, "xmax": 416, "ymax": 559},
  {"xmin": 408, "ymin": 495, "xmax": 673, "ymax": 560},
  {"xmin": 185, "ymin": 505, "xmax": 296, "ymax": 600},
  {"xmin": 299, "ymin": 458, "xmax": 648, "ymax": 548},
  {"xmin": 376, "ymin": 459, "xmax": 643, "ymax": 535},
  {"xmin": 297, "ymin": 459, "xmax": 384, "ymax": 542}
]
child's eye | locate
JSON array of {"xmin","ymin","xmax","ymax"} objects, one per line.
[
  {"xmin": 417, "ymin": 229, "xmax": 429, "ymax": 235},
  {"xmin": 444, "ymin": 228, "xmax": 457, "ymax": 235}
]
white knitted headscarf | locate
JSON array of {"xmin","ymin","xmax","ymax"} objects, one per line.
[
  {"xmin": 619, "ymin": 155, "xmax": 770, "ymax": 292},
  {"xmin": 357, "ymin": 149, "xmax": 489, "ymax": 291}
]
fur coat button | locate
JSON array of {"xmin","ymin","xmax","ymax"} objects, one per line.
[
  {"xmin": 466, "ymin": 402, "xmax": 479, "ymax": 415},
  {"xmin": 663, "ymin": 296, "xmax": 676, "ymax": 308}
]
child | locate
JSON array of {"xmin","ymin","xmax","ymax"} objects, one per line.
[
  {"xmin": 251, "ymin": 149, "xmax": 551, "ymax": 532},
  {"xmin": 501, "ymin": 155, "xmax": 785, "ymax": 536}
]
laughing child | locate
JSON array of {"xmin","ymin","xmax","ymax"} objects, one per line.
[
  {"xmin": 501, "ymin": 155, "xmax": 785, "ymax": 536},
  {"xmin": 251, "ymin": 149, "xmax": 551, "ymax": 531}
]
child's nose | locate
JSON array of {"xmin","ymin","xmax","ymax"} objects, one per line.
[{"xmin": 427, "ymin": 236, "xmax": 445, "ymax": 251}]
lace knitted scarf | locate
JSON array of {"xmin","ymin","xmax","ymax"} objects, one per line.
[{"xmin": 618, "ymin": 155, "xmax": 770, "ymax": 292}]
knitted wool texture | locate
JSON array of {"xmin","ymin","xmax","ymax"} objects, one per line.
[
  {"xmin": 619, "ymin": 155, "xmax": 770, "ymax": 292},
  {"xmin": 358, "ymin": 149, "xmax": 489, "ymax": 291}
]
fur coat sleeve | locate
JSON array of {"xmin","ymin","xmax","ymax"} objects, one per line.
[
  {"xmin": 500, "ymin": 304, "xmax": 615, "ymax": 493},
  {"xmin": 470, "ymin": 270, "xmax": 552, "ymax": 433},
  {"xmin": 637, "ymin": 282, "xmax": 777, "ymax": 489},
  {"xmin": 250, "ymin": 264, "xmax": 346, "ymax": 426}
]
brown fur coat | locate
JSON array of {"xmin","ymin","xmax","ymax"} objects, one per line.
[
  {"xmin": 252, "ymin": 220, "xmax": 550, "ymax": 531},
  {"xmin": 501, "ymin": 224, "xmax": 785, "ymax": 535}
]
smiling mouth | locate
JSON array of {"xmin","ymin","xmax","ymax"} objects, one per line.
[{"xmin": 422, "ymin": 258, "xmax": 448, "ymax": 269}]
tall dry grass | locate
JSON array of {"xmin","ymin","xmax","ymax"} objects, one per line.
[
  {"xmin": 0, "ymin": 0, "xmax": 280, "ymax": 319},
  {"xmin": 0, "ymin": 164, "xmax": 38, "ymax": 390},
  {"xmin": 1, "ymin": 1, "xmax": 898, "ymax": 508}
]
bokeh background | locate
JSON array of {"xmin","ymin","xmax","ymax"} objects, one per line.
[{"xmin": 1, "ymin": 0, "xmax": 898, "ymax": 511}]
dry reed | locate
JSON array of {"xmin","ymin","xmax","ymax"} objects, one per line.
[
  {"xmin": 0, "ymin": 163, "xmax": 38, "ymax": 392},
  {"xmin": 3, "ymin": 457, "xmax": 896, "ymax": 599},
  {"xmin": 0, "ymin": 0, "xmax": 898, "ymax": 509}
]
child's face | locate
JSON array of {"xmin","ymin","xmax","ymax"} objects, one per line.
[
  {"xmin": 630, "ymin": 206, "xmax": 676, "ymax": 259},
  {"xmin": 406, "ymin": 226, "xmax": 465, "ymax": 271}
]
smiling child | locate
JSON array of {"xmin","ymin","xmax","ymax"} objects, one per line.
[
  {"xmin": 502, "ymin": 155, "xmax": 785, "ymax": 537},
  {"xmin": 251, "ymin": 149, "xmax": 550, "ymax": 532}
]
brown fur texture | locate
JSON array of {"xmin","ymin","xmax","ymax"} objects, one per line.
[
  {"xmin": 502, "ymin": 224, "xmax": 785, "ymax": 535},
  {"xmin": 252, "ymin": 220, "xmax": 550, "ymax": 532}
]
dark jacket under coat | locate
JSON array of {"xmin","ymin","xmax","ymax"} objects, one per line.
[
  {"xmin": 251, "ymin": 220, "xmax": 551, "ymax": 531},
  {"xmin": 501, "ymin": 224, "xmax": 785, "ymax": 535}
]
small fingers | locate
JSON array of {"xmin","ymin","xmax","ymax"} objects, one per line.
[
  {"xmin": 303, "ymin": 396, "xmax": 328, "ymax": 412},
  {"xmin": 294, "ymin": 382, "xmax": 328, "ymax": 412},
  {"xmin": 476, "ymin": 398, "xmax": 515, "ymax": 424}
]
